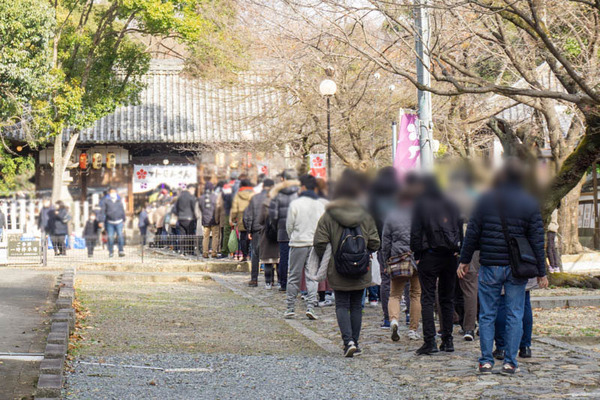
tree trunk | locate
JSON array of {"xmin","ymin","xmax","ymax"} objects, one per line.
[
  {"xmin": 541, "ymin": 107, "xmax": 600, "ymax": 220},
  {"xmin": 51, "ymin": 132, "xmax": 63, "ymax": 203},
  {"xmin": 558, "ymin": 179, "xmax": 585, "ymax": 254},
  {"xmin": 51, "ymin": 131, "xmax": 80, "ymax": 203}
]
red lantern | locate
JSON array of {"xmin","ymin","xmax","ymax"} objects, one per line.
[{"xmin": 79, "ymin": 152, "xmax": 88, "ymax": 169}]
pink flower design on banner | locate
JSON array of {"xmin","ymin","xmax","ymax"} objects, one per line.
[
  {"xmin": 313, "ymin": 156, "xmax": 324, "ymax": 167},
  {"xmin": 260, "ymin": 165, "xmax": 268, "ymax": 174},
  {"xmin": 136, "ymin": 169, "xmax": 147, "ymax": 180}
]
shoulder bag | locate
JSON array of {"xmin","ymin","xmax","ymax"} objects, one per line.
[{"xmin": 497, "ymin": 194, "xmax": 539, "ymax": 279}]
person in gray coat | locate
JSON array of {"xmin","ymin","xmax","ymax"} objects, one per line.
[{"xmin": 381, "ymin": 188, "xmax": 421, "ymax": 342}]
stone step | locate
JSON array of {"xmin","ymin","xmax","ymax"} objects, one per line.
[
  {"xmin": 36, "ymin": 374, "xmax": 63, "ymax": 398},
  {"xmin": 531, "ymin": 295, "xmax": 600, "ymax": 309}
]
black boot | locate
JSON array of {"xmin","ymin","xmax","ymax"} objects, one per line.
[
  {"xmin": 416, "ymin": 341, "xmax": 439, "ymax": 355},
  {"xmin": 519, "ymin": 347, "xmax": 532, "ymax": 358},
  {"xmin": 440, "ymin": 336, "xmax": 454, "ymax": 352}
]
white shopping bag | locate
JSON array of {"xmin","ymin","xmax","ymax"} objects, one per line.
[{"xmin": 371, "ymin": 252, "xmax": 382, "ymax": 285}]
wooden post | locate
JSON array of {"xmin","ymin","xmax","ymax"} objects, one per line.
[
  {"xmin": 594, "ymin": 162, "xmax": 599, "ymax": 249},
  {"xmin": 127, "ymin": 165, "xmax": 134, "ymax": 215}
]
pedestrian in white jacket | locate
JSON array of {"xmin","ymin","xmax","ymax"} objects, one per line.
[{"xmin": 284, "ymin": 174, "xmax": 326, "ymax": 320}]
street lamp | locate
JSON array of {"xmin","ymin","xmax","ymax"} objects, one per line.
[{"xmin": 319, "ymin": 78, "xmax": 337, "ymax": 184}]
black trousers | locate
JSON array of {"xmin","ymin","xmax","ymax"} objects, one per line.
[
  {"xmin": 334, "ymin": 289, "xmax": 364, "ymax": 346},
  {"xmin": 239, "ymin": 231, "xmax": 250, "ymax": 258},
  {"xmin": 250, "ymin": 232, "xmax": 260, "ymax": 281},
  {"xmin": 417, "ymin": 251, "xmax": 458, "ymax": 343},
  {"xmin": 178, "ymin": 219, "xmax": 196, "ymax": 254},
  {"xmin": 87, "ymin": 239, "xmax": 97, "ymax": 256}
]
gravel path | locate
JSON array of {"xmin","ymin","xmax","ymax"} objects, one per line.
[{"xmin": 65, "ymin": 353, "xmax": 406, "ymax": 399}]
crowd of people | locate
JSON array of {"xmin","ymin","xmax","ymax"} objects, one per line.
[
  {"xmin": 225, "ymin": 160, "xmax": 552, "ymax": 376},
  {"xmin": 37, "ymin": 187, "xmax": 127, "ymax": 258},
  {"xmin": 30, "ymin": 159, "xmax": 554, "ymax": 375}
]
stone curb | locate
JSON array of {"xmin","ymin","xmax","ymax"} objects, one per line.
[
  {"xmin": 35, "ymin": 267, "xmax": 76, "ymax": 400},
  {"xmin": 530, "ymin": 295, "xmax": 600, "ymax": 309}
]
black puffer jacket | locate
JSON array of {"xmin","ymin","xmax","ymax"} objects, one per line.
[
  {"xmin": 243, "ymin": 189, "xmax": 268, "ymax": 234},
  {"xmin": 199, "ymin": 191, "xmax": 218, "ymax": 227},
  {"xmin": 459, "ymin": 183, "xmax": 546, "ymax": 276},
  {"xmin": 268, "ymin": 180, "xmax": 300, "ymax": 242},
  {"xmin": 175, "ymin": 190, "xmax": 197, "ymax": 221},
  {"xmin": 50, "ymin": 208, "xmax": 71, "ymax": 236}
]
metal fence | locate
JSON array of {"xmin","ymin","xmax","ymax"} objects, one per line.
[{"xmin": 1, "ymin": 231, "xmax": 227, "ymax": 266}]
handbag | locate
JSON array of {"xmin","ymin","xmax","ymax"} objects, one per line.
[
  {"xmin": 387, "ymin": 252, "xmax": 415, "ymax": 279},
  {"xmin": 497, "ymin": 194, "xmax": 539, "ymax": 279}
]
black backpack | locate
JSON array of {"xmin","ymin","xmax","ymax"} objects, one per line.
[
  {"xmin": 264, "ymin": 213, "xmax": 278, "ymax": 242},
  {"xmin": 334, "ymin": 226, "xmax": 370, "ymax": 278}
]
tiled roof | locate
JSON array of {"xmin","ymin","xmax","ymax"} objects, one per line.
[{"xmin": 6, "ymin": 59, "xmax": 278, "ymax": 144}]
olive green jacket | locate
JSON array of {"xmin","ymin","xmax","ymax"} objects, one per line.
[{"xmin": 313, "ymin": 198, "xmax": 380, "ymax": 291}]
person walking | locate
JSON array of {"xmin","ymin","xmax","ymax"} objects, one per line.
[
  {"xmin": 258, "ymin": 180, "xmax": 280, "ymax": 289},
  {"xmin": 220, "ymin": 176, "xmax": 237, "ymax": 257},
  {"xmin": 368, "ymin": 166, "xmax": 400, "ymax": 328},
  {"xmin": 314, "ymin": 170, "xmax": 380, "ymax": 357},
  {"xmin": 284, "ymin": 175, "xmax": 326, "ymax": 320},
  {"xmin": 547, "ymin": 208, "xmax": 561, "ymax": 273},
  {"xmin": 175, "ymin": 184, "xmax": 198, "ymax": 254},
  {"xmin": 50, "ymin": 201, "xmax": 71, "ymax": 256},
  {"xmin": 230, "ymin": 179, "xmax": 255, "ymax": 261},
  {"xmin": 243, "ymin": 179, "xmax": 274, "ymax": 286},
  {"xmin": 199, "ymin": 182, "xmax": 221, "ymax": 258},
  {"xmin": 381, "ymin": 187, "xmax": 421, "ymax": 341},
  {"xmin": 83, "ymin": 211, "xmax": 100, "ymax": 257},
  {"xmin": 138, "ymin": 205, "xmax": 150, "ymax": 246},
  {"xmin": 410, "ymin": 175, "xmax": 463, "ymax": 355},
  {"xmin": 38, "ymin": 197, "xmax": 54, "ymax": 237},
  {"xmin": 99, "ymin": 187, "xmax": 126, "ymax": 257},
  {"xmin": 458, "ymin": 159, "xmax": 548, "ymax": 375},
  {"xmin": 269, "ymin": 169, "xmax": 300, "ymax": 291}
]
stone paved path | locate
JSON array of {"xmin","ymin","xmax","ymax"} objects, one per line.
[
  {"xmin": 221, "ymin": 273, "xmax": 600, "ymax": 399},
  {"xmin": 0, "ymin": 269, "xmax": 56, "ymax": 400},
  {"xmin": 65, "ymin": 271, "xmax": 600, "ymax": 399}
]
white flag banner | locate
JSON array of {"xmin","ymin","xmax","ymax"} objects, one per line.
[{"xmin": 133, "ymin": 164, "xmax": 197, "ymax": 193}]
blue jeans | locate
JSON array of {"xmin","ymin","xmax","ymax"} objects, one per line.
[
  {"xmin": 495, "ymin": 291, "xmax": 532, "ymax": 350},
  {"xmin": 478, "ymin": 265, "xmax": 527, "ymax": 367},
  {"xmin": 106, "ymin": 222, "xmax": 124, "ymax": 255}
]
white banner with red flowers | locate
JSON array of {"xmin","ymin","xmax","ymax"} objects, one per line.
[
  {"xmin": 133, "ymin": 164, "xmax": 197, "ymax": 193},
  {"xmin": 309, "ymin": 154, "xmax": 327, "ymax": 180}
]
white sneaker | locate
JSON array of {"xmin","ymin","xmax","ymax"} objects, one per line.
[
  {"xmin": 407, "ymin": 330, "xmax": 420, "ymax": 340},
  {"xmin": 318, "ymin": 299, "xmax": 334, "ymax": 307},
  {"xmin": 370, "ymin": 300, "xmax": 379, "ymax": 307},
  {"xmin": 284, "ymin": 309, "xmax": 295, "ymax": 319},
  {"xmin": 265, "ymin": 283, "xmax": 272, "ymax": 290},
  {"xmin": 391, "ymin": 320, "xmax": 400, "ymax": 342}
]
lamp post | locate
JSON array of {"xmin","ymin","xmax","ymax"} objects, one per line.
[{"xmin": 319, "ymin": 78, "xmax": 337, "ymax": 184}]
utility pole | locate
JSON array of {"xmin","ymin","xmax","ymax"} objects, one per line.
[{"xmin": 415, "ymin": 0, "xmax": 434, "ymax": 171}]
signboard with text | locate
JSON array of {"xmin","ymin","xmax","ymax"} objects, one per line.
[
  {"xmin": 393, "ymin": 113, "xmax": 420, "ymax": 176},
  {"xmin": 133, "ymin": 164, "xmax": 197, "ymax": 193},
  {"xmin": 8, "ymin": 236, "xmax": 41, "ymax": 257}
]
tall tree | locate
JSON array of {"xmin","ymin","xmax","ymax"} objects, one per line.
[
  {"xmin": 281, "ymin": 0, "xmax": 599, "ymax": 252},
  {"xmin": 41, "ymin": 0, "xmax": 240, "ymax": 202}
]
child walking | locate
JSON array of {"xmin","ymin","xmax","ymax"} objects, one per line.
[{"xmin": 84, "ymin": 212, "xmax": 100, "ymax": 258}]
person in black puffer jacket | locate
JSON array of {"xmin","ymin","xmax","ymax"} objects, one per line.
[
  {"xmin": 410, "ymin": 175, "xmax": 463, "ymax": 356},
  {"xmin": 50, "ymin": 201, "xmax": 71, "ymax": 256},
  {"xmin": 458, "ymin": 158, "xmax": 548, "ymax": 375},
  {"xmin": 269, "ymin": 169, "xmax": 300, "ymax": 290},
  {"xmin": 200, "ymin": 182, "xmax": 221, "ymax": 258}
]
